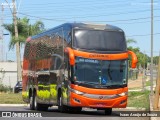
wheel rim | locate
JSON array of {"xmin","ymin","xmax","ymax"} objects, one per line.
[
  {"xmin": 34, "ymin": 96, "xmax": 37, "ymax": 109},
  {"xmin": 59, "ymin": 96, "xmax": 62, "ymax": 106},
  {"xmin": 30, "ymin": 97, "xmax": 33, "ymax": 108}
]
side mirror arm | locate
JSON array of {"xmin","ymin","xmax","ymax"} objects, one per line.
[{"xmin": 128, "ymin": 50, "xmax": 138, "ymax": 68}]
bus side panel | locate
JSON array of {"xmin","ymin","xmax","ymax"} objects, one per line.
[
  {"xmin": 36, "ymin": 58, "xmax": 50, "ymax": 105},
  {"xmin": 22, "ymin": 59, "xmax": 29, "ymax": 103}
]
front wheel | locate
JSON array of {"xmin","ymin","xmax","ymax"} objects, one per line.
[
  {"xmin": 58, "ymin": 93, "xmax": 68, "ymax": 112},
  {"xmin": 34, "ymin": 95, "xmax": 48, "ymax": 111},
  {"xmin": 104, "ymin": 108, "xmax": 112, "ymax": 115},
  {"xmin": 68, "ymin": 107, "xmax": 82, "ymax": 113},
  {"xmin": 29, "ymin": 96, "xmax": 35, "ymax": 110}
]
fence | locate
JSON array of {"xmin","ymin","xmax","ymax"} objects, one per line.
[{"xmin": 128, "ymin": 69, "xmax": 139, "ymax": 80}]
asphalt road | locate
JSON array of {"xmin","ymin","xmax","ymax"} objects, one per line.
[{"xmin": 0, "ymin": 106, "xmax": 150, "ymax": 120}]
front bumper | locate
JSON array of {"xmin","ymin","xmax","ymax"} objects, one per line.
[{"xmin": 70, "ymin": 92, "xmax": 127, "ymax": 108}]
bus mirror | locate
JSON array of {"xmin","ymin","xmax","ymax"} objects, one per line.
[
  {"xmin": 64, "ymin": 47, "xmax": 75, "ymax": 66},
  {"xmin": 128, "ymin": 51, "xmax": 138, "ymax": 68}
]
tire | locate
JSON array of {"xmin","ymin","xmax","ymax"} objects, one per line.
[
  {"xmin": 58, "ymin": 92, "xmax": 68, "ymax": 112},
  {"xmin": 68, "ymin": 107, "xmax": 82, "ymax": 113},
  {"xmin": 34, "ymin": 95, "xmax": 48, "ymax": 111},
  {"xmin": 104, "ymin": 108, "xmax": 112, "ymax": 115},
  {"xmin": 29, "ymin": 96, "xmax": 35, "ymax": 110}
]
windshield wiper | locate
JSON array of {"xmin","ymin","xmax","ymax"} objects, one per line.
[
  {"xmin": 107, "ymin": 61, "xmax": 112, "ymax": 80},
  {"xmin": 76, "ymin": 81, "xmax": 98, "ymax": 85},
  {"xmin": 101, "ymin": 84, "xmax": 125, "ymax": 88}
]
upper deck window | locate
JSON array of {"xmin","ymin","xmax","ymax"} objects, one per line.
[{"xmin": 73, "ymin": 29, "xmax": 126, "ymax": 52}]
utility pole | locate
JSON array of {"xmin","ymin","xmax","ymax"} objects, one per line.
[
  {"xmin": 12, "ymin": 0, "xmax": 22, "ymax": 81},
  {"xmin": 150, "ymin": 0, "xmax": 154, "ymax": 96}
]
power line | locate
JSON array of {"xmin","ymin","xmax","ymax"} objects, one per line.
[
  {"xmin": 4, "ymin": 7, "xmax": 159, "ymax": 17},
  {"xmin": 126, "ymin": 33, "xmax": 160, "ymax": 37},
  {"xmin": 16, "ymin": 8, "xmax": 160, "ymax": 19},
  {"xmin": 23, "ymin": 0, "xmax": 130, "ymax": 6},
  {"xmin": 115, "ymin": 19, "xmax": 160, "ymax": 25},
  {"xmin": 18, "ymin": 12, "xmax": 160, "ymax": 23},
  {"xmin": 20, "ymin": 0, "xmax": 159, "ymax": 9},
  {"xmin": 18, "ymin": 1, "xmax": 159, "ymax": 13},
  {"xmin": 83, "ymin": 16, "xmax": 160, "ymax": 23},
  {"xmin": 18, "ymin": 12, "xmax": 67, "ymax": 22}
]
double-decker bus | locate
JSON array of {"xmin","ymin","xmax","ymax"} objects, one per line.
[{"xmin": 22, "ymin": 23, "xmax": 137, "ymax": 115}]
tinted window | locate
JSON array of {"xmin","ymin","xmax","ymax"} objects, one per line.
[
  {"xmin": 74, "ymin": 29, "xmax": 126, "ymax": 52},
  {"xmin": 74, "ymin": 57, "xmax": 128, "ymax": 86}
]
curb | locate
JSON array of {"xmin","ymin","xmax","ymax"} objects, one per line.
[
  {"xmin": 0, "ymin": 104, "xmax": 28, "ymax": 107},
  {"xmin": 116, "ymin": 107, "xmax": 146, "ymax": 110},
  {"xmin": 0, "ymin": 104, "xmax": 145, "ymax": 110}
]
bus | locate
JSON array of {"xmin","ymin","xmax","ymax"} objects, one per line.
[{"xmin": 22, "ymin": 23, "xmax": 137, "ymax": 115}]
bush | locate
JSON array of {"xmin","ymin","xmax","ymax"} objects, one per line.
[{"xmin": 0, "ymin": 84, "xmax": 12, "ymax": 93}]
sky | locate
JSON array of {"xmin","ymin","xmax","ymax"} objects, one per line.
[{"xmin": 0, "ymin": 0, "xmax": 160, "ymax": 61}]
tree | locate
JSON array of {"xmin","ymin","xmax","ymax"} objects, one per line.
[
  {"xmin": 126, "ymin": 38, "xmax": 137, "ymax": 46},
  {"xmin": 128, "ymin": 46, "xmax": 149, "ymax": 68},
  {"xmin": 153, "ymin": 56, "xmax": 159, "ymax": 65},
  {"xmin": 3, "ymin": 17, "xmax": 45, "ymax": 49}
]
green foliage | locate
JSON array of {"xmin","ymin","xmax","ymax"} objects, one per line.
[
  {"xmin": 153, "ymin": 56, "xmax": 159, "ymax": 65},
  {"xmin": 0, "ymin": 84, "xmax": 12, "ymax": 92},
  {"xmin": 126, "ymin": 39, "xmax": 137, "ymax": 46},
  {"xmin": 128, "ymin": 46, "xmax": 150, "ymax": 68},
  {"xmin": 3, "ymin": 17, "xmax": 45, "ymax": 50}
]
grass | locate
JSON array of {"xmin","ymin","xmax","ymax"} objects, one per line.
[
  {"xmin": 0, "ymin": 91, "xmax": 150, "ymax": 111},
  {"xmin": 146, "ymin": 81, "xmax": 151, "ymax": 86},
  {"xmin": 127, "ymin": 90, "xmax": 150, "ymax": 110},
  {"xmin": 0, "ymin": 92, "xmax": 25, "ymax": 104}
]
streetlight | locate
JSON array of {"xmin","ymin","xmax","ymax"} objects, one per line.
[{"xmin": 150, "ymin": 0, "xmax": 154, "ymax": 96}]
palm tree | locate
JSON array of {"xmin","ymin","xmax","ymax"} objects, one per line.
[
  {"xmin": 3, "ymin": 17, "xmax": 45, "ymax": 49},
  {"xmin": 126, "ymin": 38, "xmax": 137, "ymax": 46}
]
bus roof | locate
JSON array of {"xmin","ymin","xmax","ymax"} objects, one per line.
[{"xmin": 31, "ymin": 23, "xmax": 123, "ymax": 40}]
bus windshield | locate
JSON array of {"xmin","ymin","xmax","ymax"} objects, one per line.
[
  {"xmin": 74, "ymin": 57, "xmax": 128, "ymax": 88},
  {"xmin": 74, "ymin": 29, "xmax": 126, "ymax": 52}
]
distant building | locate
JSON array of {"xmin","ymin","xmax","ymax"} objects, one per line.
[{"xmin": 0, "ymin": 62, "xmax": 17, "ymax": 88}]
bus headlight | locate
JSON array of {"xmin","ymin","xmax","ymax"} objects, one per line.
[
  {"xmin": 118, "ymin": 92, "xmax": 128, "ymax": 96},
  {"xmin": 73, "ymin": 89, "xmax": 85, "ymax": 95},
  {"xmin": 68, "ymin": 86, "xmax": 85, "ymax": 95}
]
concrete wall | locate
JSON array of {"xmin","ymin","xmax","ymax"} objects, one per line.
[{"xmin": 0, "ymin": 62, "xmax": 17, "ymax": 88}]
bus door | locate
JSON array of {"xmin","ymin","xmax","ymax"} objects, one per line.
[
  {"xmin": 62, "ymin": 53, "xmax": 71, "ymax": 105},
  {"xmin": 49, "ymin": 55, "xmax": 64, "ymax": 104}
]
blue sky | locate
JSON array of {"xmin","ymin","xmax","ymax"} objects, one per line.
[{"xmin": 1, "ymin": 0, "xmax": 160, "ymax": 61}]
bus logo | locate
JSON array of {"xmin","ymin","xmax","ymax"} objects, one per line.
[{"xmin": 99, "ymin": 96, "xmax": 104, "ymax": 99}]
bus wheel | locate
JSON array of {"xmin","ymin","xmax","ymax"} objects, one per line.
[
  {"xmin": 58, "ymin": 93, "xmax": 67, "ymax": 112},
  {"xmin": 34, "ymin": 95, "xmax": 48, "ymax": 111},
  {"xmin": 29, "ymin": 96, "xmax": 35, "ymax": 110},
  {"xmin": 104, "ymin": 108, "xmax": 112, "ymax": 115},
  {"xmin": 68, "ymin": 107, "xmax": 82, "ymax": 113}
]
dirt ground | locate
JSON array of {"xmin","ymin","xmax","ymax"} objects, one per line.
[{"xmin": 128, "ymin": 74, "xmax": 144, "ymax": 89}]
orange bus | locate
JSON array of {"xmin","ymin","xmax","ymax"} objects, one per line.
[{"xmin": 22, "ymin": 23, "xmax": 137, "ymax": 115}]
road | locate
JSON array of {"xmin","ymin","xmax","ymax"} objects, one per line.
[{"xmin": 0, "ymin": 106, "xmax": 149, "ymax": 120}]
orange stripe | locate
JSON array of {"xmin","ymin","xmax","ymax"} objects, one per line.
[
  {"xmin": 70, "ymin": 84, "xmax": 128, "ymax": 95},
  {"xmin": 70, "ymin": 92, "xmax": 127, "ymax": 108},
  {"xmin": 73, "ymin": 49, "xmax": 128, "ymax": 60}
]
